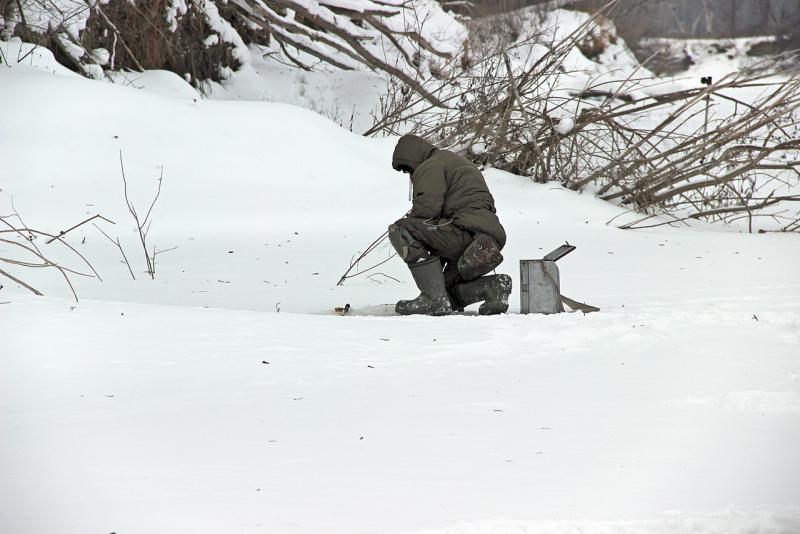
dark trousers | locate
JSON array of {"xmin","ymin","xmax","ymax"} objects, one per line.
[{"xmin": 394, "ymin": 217, "xmax": 473, "ymax": 291}]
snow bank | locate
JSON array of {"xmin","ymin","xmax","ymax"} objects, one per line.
[
  {"xmin": 107, "ymin": 69, "xmax": 201, "ymax": 100},
  {"xmin": 206, "ymin": 46, "xmax": 385, "ymax": 133},
  {"xmin": 0, "ymin": 39, "xmax": 80, "ymax": 77}
]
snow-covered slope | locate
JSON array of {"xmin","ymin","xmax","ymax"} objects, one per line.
[
  {"xmin": 2, "ymin": 48, "xmax": 797, "ymax": 314},
  {"xmin": 1, "ymin": 51, "xmax": 799, "ymax": 534}
]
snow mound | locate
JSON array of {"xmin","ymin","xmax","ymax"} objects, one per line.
[
  {"xmin": 0, "ymin": 39, "xmax": 79, "ymax": 77},
  {"xmin": 108, "ymin": 69, "xmax": 201, "ymax": 100}
]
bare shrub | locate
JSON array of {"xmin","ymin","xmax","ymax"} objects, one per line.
[
  {"xmin": 367, "ymin": 2, "xmax": 800, "ymax": 232},
  {"xmin": 0, "ymin": 206, "xmax": 104, "ymax": 301},
  {"xmin": 5, "ymin": 0, "xmax": 458, "ymax": 104},
  {"xmin": 118, "ymin": 152, "xmax": 171, "ymax": 279}
]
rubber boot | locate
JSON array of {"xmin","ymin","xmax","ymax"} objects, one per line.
[
  {"xmin": 396, "ymin": 257, "xmax": 453, "ymax": 316},
  {"xmin": 443, "ymin": 264, "xmax": 465, "ymax": 312},
  {"xmin": 454, "ymin": 274, "xmax": 512, "ymax": 315}
]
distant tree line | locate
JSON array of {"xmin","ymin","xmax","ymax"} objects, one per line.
[{"xmin": 568, "ymin": 0, "xmax": 799, "ymax": 39}]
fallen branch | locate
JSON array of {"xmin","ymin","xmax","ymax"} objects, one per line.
[
  {"xmin": 337, "ymin": 230, "xmax": 391, "ymax": 286},
  {"xmin": 0, "ymin": 267, "xmax": 43, "ymax": 296},
  {"xmin": 46, "ymin": 213, "xmax": 115, "ymax": 244}
]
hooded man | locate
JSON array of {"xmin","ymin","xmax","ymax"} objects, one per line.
[{"xmin": 389, "ymin": 134, "xmax": 512, "ymax": 316}]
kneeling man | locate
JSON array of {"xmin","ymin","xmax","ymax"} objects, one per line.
[{"xmin": 390, "ymin": 134, "xmax": 512, "ymax": 316}]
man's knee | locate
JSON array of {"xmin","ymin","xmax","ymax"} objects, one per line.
[
  {"xmin": 457, "ymin": 234, "xmax": 503, "ymax": 281},
  {"xmin": 388, "ymin": 222, "xmax": 430, "ymax": 263},
  {"xmin": 392, "ymin": 217, "xmax": 424, "ymax": 235}
]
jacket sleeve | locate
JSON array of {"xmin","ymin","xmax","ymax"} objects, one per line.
[{"xmin": 408, "ymin": 160, "xmax": 446, "ymax": 219}]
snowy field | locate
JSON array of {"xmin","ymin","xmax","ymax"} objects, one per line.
[{"xmin": 2, "ymin": 41, "xmax": 800, "ymax": 534}]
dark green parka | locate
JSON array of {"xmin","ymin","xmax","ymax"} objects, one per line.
[{"xmin": 392, "ymin": 135, "xmax": 506, "ymax": 248}]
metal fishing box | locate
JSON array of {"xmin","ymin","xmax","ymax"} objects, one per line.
[{"xmin": 520, "ymin": 244, "xmax": 576, "ymax": 314}]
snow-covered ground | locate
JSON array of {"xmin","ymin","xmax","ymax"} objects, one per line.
[
  {"xmin": 3, "ymin": 293, "xmax": 800, "ymax": 534},
  {"xmin": 2, "ymin": 33, "xmax": 800, "ymax": 534}
]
